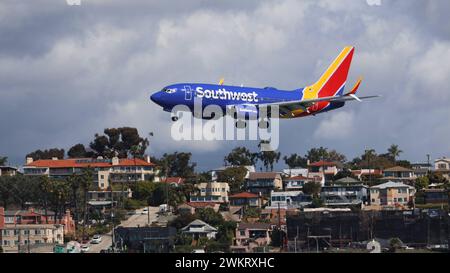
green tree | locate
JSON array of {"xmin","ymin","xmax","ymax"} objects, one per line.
[
  {"xmin": 26, "ymin": 148, "xmax": 65, "ymax": 160},
  {"xmin": 327, "ymin": 150, "xmax": 347, "ymax": 163},
  {"xmin": 154, "ymin": 152, "xmax": 197, "ymax": 178},
  {"xmin": 303, "ymin": 182, "xmax": 322, "ymax": 196},
  {"xmin": 270, "ymin": 228, "xmax": 286, "ymax": 247},
  {"xmin": 169, "ymin": 214, "xmax": 197, "ymax": 230},
  {"xmin": 0, "ymin": 156, "xmax": 7, "ymax": 166},
  {"xmin": 89, "ymin": 127, "xmax": 149, "ymax": 159},
  {"xmin": 195, "ymin": 208, "xmax": 224, "ymax": 227},
  {"xmin": 283, "ymin": 154, "xmax": 307, "ymax": 169},
  {"xmin": 217, "ymin": 166, "xmax": 247, "ymax": 194},
  {"xmin": 224, "ymin": 147, "xmax": 258, "ymax": 166},
  {"xmin": 257, "ymin": 141, "xmax": 281, "ymax": 171},
  {"xmin": 68, "ymin": 144, "xmax": 91, "ymax": 158},
  {"xmin": 387, "ymin": 145, "xmax": 403, "ymax": 162},
  {"xmin": 305, "ymin": 147, "xmax": 329, "ymax": 163},
  {"xmin": 310, "ymin": 196, "xmax": 324, "ymax": 208}
]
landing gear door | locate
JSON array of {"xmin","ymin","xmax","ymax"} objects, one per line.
[{"xmin": 184, "ymin": 85, "xmax": 193, "ymax": 101}]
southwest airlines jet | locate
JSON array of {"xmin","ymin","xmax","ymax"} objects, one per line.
[{"xmin": 150, "ymin": 47, "xmax": 378, "ymax": 128}]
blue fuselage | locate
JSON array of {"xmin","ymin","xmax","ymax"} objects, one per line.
[{"xmin": 150, "ymin": 83, "xmax": 345, "ymax": 118}]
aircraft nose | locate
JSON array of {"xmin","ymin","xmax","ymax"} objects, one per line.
[{"xmin": 150, "ymin": 92, "xmax": 163, "ymax": 105}]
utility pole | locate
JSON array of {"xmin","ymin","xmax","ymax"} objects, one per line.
[
  {"xmin": 111, "ymin": 177, "xmax": 115, "ymax": 252},
  {"xmin": 278, "ymin": 202, "xmax": 282, "ymax": 252}
]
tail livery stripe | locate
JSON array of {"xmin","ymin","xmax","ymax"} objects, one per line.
[{"xmin": 303, "ymin": 46, "xmax": 355, "ymax": 99}]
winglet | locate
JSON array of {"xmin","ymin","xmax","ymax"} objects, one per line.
[
  {"xmin": 219, "ymin": 78, "xmax": 225, "ymax": 85},
  {"xmin": 345, "ymin": 77, "xmax": 363, "ymax": 96}
]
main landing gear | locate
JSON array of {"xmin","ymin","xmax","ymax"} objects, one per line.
[{"xmin": 234, "ymin": 119, "xmax": 270, "ymax": 129}]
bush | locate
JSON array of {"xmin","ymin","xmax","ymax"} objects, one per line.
[
  {"xmin": 123, "ymin": 198, "xmax": 147, "ymax": 210},
  {"xmin": 174, "ymin": 245, "xmax": 194, "ymax": 253}
]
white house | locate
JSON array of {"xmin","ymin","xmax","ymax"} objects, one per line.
[{"xmin": 181, "ymin": 219, "xmax": 217, "ymax": 240}]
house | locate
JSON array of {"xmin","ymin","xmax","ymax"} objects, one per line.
[
  {"xmin": 0, "ymin": 207, "xmax": 67, "ymax": 252},
  {"xmin": 190, "ymin": 182, "xmax": 230, "ymax": 203},
  {"xmin": 260, "ymin": 208, "xmax": 297, "ymax": 229},
  {"xmin": 210, "ymin": 165, "xmax": 255, "ymax": 181},
  {"xmin": 351, "ymin": 169, "xmax": 383, "ymax": 180},
  {"xmin": 229, "ymin": 192, "xmax": 263, "ymax": 208},
  {"xmin": 321, "ymin": 184, "xmax": 368, "ymax": 208},
  {"xmin": 369, "ymin": 181, "xmax": 416, "ymax": 210},
  {"xmin": 435, "ymin": 157, "xmax": 450, "ymax": 170},
  {"xmin": 282, "ymin": 168, "xmax": 308, "ymax": 178},
  {"xmin": 246, "ymin": 172, "xmax": 283, "ymax": 196},
  {"xmin": 23, "ymin": 156, "xmax": 156, "ymax": 190},
  {"xmin": 434, "ymin": 157, "xmax": 450, "ymax": 181},
  {"xmin": 114, "ymin": 226, "xmax": 176, "ymax": 253},
  {"xmin": 307, "ymin": 160, "xmax": 343, "ymax": 184},
  {"xmin": 0, "ymin": 166, "xmax": 18, "ymax": 176},
  {"xmin": 232, "ymin": 222, "xmax": 272, "ymax": 253},
  {"xmin": 0, "ymin": 207, "xmax": 75, "ymax": 235},
  {"xmin": 181, "ymin": 219, "xmax": 218, "ymax": 240},
  {"xmin": 268, "ymin": 191, "xmax": 312, "ymax": 209},
  {"xmin": 177, "ymin": 202, "xmax": 220, "ymax": 214},
  {"xmin": 423, "ymin": 189, "xmax": 449, "ymax": 204},
  {"xmin": 382, "ymin": 166, "xmax": 416, "ymax": 184},
  {"xmin": 87, "ymin": 189, "xmax": 132, "ymax": 201},
  {"xmin": 220, "ymin": 206, "xmax": 243, "ymax": 222},
  {"xmin": 411, "ymin": 163, "xmax": 431, "ymax": 178},
  {"xmin": 283, "ymin": 175, "xmax": 315, "ymax": 191},
  {"xmin": 161, "ymin": 177, "xmax": 185, "ymax": 186}
]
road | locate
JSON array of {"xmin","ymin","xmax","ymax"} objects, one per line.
[{"xmin": 87, "ymin": 206, "xmax": 160, "ymax": 253}]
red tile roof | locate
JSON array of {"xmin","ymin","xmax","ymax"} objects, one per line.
[
  {"xmin": 26, "ymin": 158, "xmax": 155, "ymax": 168},
  {"xmin": 229, "ymin": 192, "xmax": 259, "ymax": 199},
  {"xmin": 284, "ymin": 175, "xmax": 312, "ymax": 181},
  {"xmin": 308, "ymin": 161, "xmax": 339, "ymax": 167},
  {"xmin": 162, "ymin": 177, "xmax": 185, "ymax": 184}
]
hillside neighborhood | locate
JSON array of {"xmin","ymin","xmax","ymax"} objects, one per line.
[{"xmin": 1, "ymin": 137, "xmax": 449, "ymax": 253}]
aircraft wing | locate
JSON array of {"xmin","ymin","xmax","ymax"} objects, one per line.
[{"xmin": 257, "ymin": 95, "xmax": 380, "ymax": 116}]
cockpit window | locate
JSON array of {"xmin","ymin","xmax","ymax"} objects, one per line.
[{"xmin": 162, "ymin": 88, "xmax": 176, "ymax": 94}]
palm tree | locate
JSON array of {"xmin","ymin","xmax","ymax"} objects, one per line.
[
  {"xmin": 387, "ymin": 144, "xmax": 403, "ymax": 163},
  {"xmin": 258, "ymin": 141, "xmax": 281, "ymax": 171}
]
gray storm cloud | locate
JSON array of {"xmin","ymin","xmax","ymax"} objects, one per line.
[{"xmin": 0, "ymin": 0, "xmax": 449, "ymax": 170}]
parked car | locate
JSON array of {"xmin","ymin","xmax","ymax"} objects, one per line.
[
  {"xmin": 80, "ymin": 244, "xmax": 90, "ymax": 253},
  {"xmin": 91, "ymin": 235, "xmax": 102, "ymax": 244},
  {"xmin": 141, "ymin": 208, "xmax": 148, "ymax": 215}
]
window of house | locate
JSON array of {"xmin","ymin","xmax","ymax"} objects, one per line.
[
  {"xmin": 3, "ymin": 230, "xmax": 10, "ymax": 236},
  {"xmin": 371, "ymin": 199, "xmax": 375, "ymax": 203},
  {"xmin": 240, "ymin": 231, "xmax": 245, "ymax": 236}
]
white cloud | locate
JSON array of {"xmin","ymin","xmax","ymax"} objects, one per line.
[{"xmin": 313, "ymin": 111, "xmax": 355, "ymax": 140}]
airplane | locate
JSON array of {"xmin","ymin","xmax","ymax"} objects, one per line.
[{"xmin": 150, "ymin": 46, "xmax": 379, "ymax": 128}]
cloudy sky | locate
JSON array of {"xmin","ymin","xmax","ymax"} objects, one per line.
[{"xmin": 1, "ymin": 0, "xmax": 450, "ymax": 170}]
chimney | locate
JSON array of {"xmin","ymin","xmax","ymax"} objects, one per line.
[
  {"xmin": 112, "ymin": 157, "xmax": 119, "ymax": 166},
  {"xmin": 146, "ymin": 155, "xmax": 151, "ymax": 163},
  {"xmin": 52, "ymin": 157, "xmax": 58, "ymax": 161},
  {"xmin": 0, "ymin": 207, "xmax": 5, "ymax": 229},
  {"xmin": 26, "ymin": 157, "xmax": 33, "ymax": 165},
  {"xmin": 307, "ymin": 159, "xmax": 310, "ymax": 166}
]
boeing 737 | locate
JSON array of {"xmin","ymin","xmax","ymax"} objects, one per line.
[{"xmin": 150, "ymin": 46, "xmax": 379, "ymax": 128}]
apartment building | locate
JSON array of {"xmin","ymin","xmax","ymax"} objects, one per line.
[
  {"xmin": 23, "ymin": 156, "xmax": 156, "ymax": 190},
  {"xmin": 190, "ymin": 182, "xmax": 230, "ymax": 203},
  {"xmin": 369, "ymin": 181, "xmax": 416, "ymax": 210}
]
